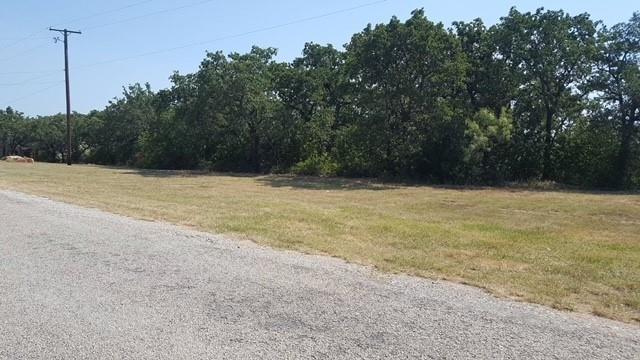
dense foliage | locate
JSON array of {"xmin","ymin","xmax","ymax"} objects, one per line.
[{"xmin": 2, "ymin": 8, "xmax": 639, "ymax": 189}]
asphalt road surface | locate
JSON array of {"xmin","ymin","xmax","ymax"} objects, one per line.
[{"xmin": 0, "ymin": 190, "xmax": 638, "ymax": 359}]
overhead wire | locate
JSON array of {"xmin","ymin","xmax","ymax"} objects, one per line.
[
  {"xmin": 1, "ymin": 0, "xmax": 388, "ymax": 76},
  {"xmin": 0, "ymin": 0, "xmax": 209, "ymax": 75},
  {"xmin": 1, "ymin": 81, "xmax": 64, "ymax": 105},
  {"xmin": 0, "ymin": 42, "xmax": 52, "ymax": 63},
  {"xmin": 1, "ymin": 0, "xmax": 158, "ymax": 50},
  {"xmin": 0, "ymin": 69, "xmax": 61, "ymax": 76},
  {"xmin": 0, "ymin": 36, "xmax": 50, "ymax": 42},
  {"xmin": 51, "ymin": 0, "xmax": 157, "ymax": 28},
  {"xmin": 83, "ymin": 0, "xmax": 218, "ymax": 31},
  {"xmin": 73, "ymin": 0, "xmax": 389, "ymax": 70},
  {"xmin": 0, "ymin": 80, "xmax": 63, "ymax": 87},
  {"xmin": 0, "ymin": 72, "xmax": 63, "ymax": 86},
  {"xmin": 1, "ymin": 0, "xmax": 388, "ymax": 106}
]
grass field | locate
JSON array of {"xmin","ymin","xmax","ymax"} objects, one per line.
[{"xmin": 1, "ymin": 162, "xmax": 639, "ymax": 323}]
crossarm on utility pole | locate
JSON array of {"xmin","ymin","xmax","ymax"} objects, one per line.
[{"xmin": 49, "ymin": 28, "xmax": 81, "ymax": 166}]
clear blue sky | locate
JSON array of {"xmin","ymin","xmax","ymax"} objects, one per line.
[{"xmin": 1, "ymin": 0, "xmax": 637, "ymax": 116}]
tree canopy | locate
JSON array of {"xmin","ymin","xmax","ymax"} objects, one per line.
[{"xmin": 2, "ymin": 8, "xmax": 639, "ymax": 189}]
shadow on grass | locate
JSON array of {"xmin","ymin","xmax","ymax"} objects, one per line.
[
  {"xmin": 121, "ymin": 170, "xmax": 261, "ymax": 179},
  {"xmin": 98, "ymin": 165, "xmax": 260, "ymax": 179},
  {"xmin": 88, "ymin": 164, "xmax": 639, "ymax": 195},
  {"xmin": 99, "ymin": 165, "xmax": 395, "ymax": 191},
  {"xmin": 256, "ymin": 175, "xmax": 398, "ymax": 191}
]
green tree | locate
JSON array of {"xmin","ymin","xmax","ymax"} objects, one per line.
[
  {"xmin": 592, "ymin": 12, "xmax": 640, "ymax": 188},
  {"xmin": 275, "ymin": 43, "xmax": 348, "ymax": 174},
  {"xmin": 2, "ymin": 8, "xmax": 637, "ymax": 190},
  {"xmin": 462, "ymin": 108, "xmax": 514, "ymax": 183},
  {"xmin": 453, "ymin": 19, "xmax": 516, "ymax": 115},
  {"xmin": 343, "ymin": 9, "xmax": 468, "ymax": 179},
  {"xmin": 88, "ymin": 83, "xmax": 157, "ymax": 165},
  {"xmin": 26, "ymin": 114, "xmax": 67, "ymax": 162},
  {"xmin": 496, "ymin": 8, "xmax": 598, "ymax": 179},
  {"xmin": 168, "ymin": 47, "xmax": 283, "ymax": 171},
  {"xmin": 0, "ymin": 107, "xmax": 24, "ymax": 157}
]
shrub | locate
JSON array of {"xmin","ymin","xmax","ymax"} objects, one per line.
[{"xmin": 291, "ymin": 154, "xmax": 338, "ymax": 176}]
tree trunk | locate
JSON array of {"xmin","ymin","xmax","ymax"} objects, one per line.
[
  {"xmin": 542, "ymin": 108, "xmax": 554, "ymax": 180},
  {"xmin": 248, "ymin": 120, "xmax": 260, "ymax": 173},
  {"xmin": 616, "ymin": 113, "xmax": 636, "ymax": 188}
]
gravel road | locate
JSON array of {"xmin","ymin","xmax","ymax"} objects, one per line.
[{"xmin": 0, "ymin": 190, "xmax": 638, "ymax": 359}]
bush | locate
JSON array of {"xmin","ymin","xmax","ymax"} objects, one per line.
[{"xmin": 291, "ymin": 154, "xmax": 338, "ymax": 176}]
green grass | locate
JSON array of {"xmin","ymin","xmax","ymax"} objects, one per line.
[{"xmin": 1, "ymin": 162, "xmax": 639, "ymax": 323}]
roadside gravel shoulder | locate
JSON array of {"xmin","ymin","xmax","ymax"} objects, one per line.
[{"xmin": 0, "ymin": 190, "xmax": 638, "ymax": 359}]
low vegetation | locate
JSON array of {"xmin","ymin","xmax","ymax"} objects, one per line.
[{"xmin": 1, "ymin": 162, "xmax": 638, "ymax": 323}]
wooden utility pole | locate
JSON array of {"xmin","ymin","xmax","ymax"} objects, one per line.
[{"xmin": 49, "ymin": 28, "xmax": 81, "ymax": 165}]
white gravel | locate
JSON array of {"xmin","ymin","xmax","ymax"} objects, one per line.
[{"xmin": 0, "ymin": 190, "xmax": 638, "ymax": 359}]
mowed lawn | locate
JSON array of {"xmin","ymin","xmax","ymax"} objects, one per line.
[{"xmin": 1, "ymin": 162, "xmax": 639, "ymax": 323}]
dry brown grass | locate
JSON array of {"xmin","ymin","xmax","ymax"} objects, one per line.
[{"xmin": 1, "ymin": 162, "xmax": 639, "ymax": 323}]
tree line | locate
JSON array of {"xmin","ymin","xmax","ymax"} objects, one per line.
[{"xmin": 2, "ymin": 8, "xmax": 639, "ymax": 189}]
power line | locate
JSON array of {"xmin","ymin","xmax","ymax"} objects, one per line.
[
  {"xmin": 1, "ymin": 0, "xmax": 388, "ymax": 105},
  {"xmin": 0, "ymin": 72, "xmax": 62, "ymax": 86},
  {"xmin": 83, "ymin": 0, "xmax": 217, "ymax": 31},
  {"xmin": 1, "ymin": 0, "xmax": 157, "ymax": 50},
  {"xmin": 0, "ymin": 41, "xmax": 52, "ymax": 63},
  {"xmin": 52, "ymin": 0, "xmax": 157, "ymax": 27},
  {"xmin": 0, "ymin": 79, "xmax": 63, "ymax": 87},
  {"xmin": 0, "ymin": 69, "xmax": 60, "ymax": 76},
  {"xmin": 0, "ymin": 36, "xmax": 50, "ymax": 41},
  {"xmin": 1, "ymin": 31, "xmax": 53, "ymax": 51},
  {"xmin": 8, "ymin": 80, "xmax": 63, "ymax": 87},
  {"xmin": 0, "ymin": 82, "xmax": 64, "ymax": 105},
  {"xmin": 0, "ymin": 0, "xmax": 208, "ymax": 72},
  {"xmin": 74, "ymin": 0, "xmax": 389, "ymax": 70}
]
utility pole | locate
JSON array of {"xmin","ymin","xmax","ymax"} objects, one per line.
[{"xmin": 49, "ymin": 28, "xmax": 81, "ymax": 166}]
